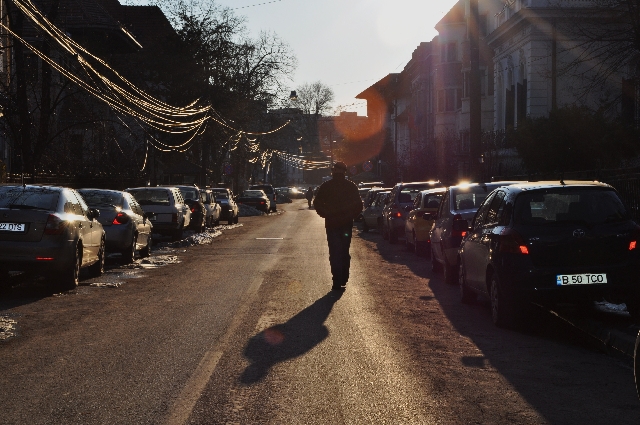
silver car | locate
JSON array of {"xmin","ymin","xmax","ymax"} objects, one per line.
[
  {"xmin": 78, "ymin": 189, "xmax": 154, "ymax": 263},
  {"xmin": 0, "ymin": 185, "xmax": 105, "ymax": 291},
  {"xmin": 126, "ymin": 187, "xmax": 191, "ymax": 241},
  {"xmin": 200, "ymin": 189, "xmax": 221, "ymax": 227}
]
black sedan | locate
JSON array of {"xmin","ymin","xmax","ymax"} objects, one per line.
[
  {"xmin": 236, "ymin": 190, "xmax": 270, "ymax": 213},
  {"xmin": 457, "ymin": 181, "xmax": 640, "ymax": 328}
]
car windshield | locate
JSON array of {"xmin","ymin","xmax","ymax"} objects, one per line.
[
  {"xmin": 127, "ymin": 189, "xmax": 171, "ymax": 206},
  {"xmin": 514, "ymin": 188, "xmax": 630, "ymax": 225},
  {"xmin": 452, "ymin": 185, "xmax": 498, "ymax": 211},
  {"xmin": 215, "ymin": 194, "xmax": 229, "ymax": 200},
  {"xmin": 78, "ymin": 190, "xmax": 123, "ymax": 208},
  {"xmin": 179, "ymin": 188, "xmax": 199, "ymax": 201},
  {"xmin": 243, "ymin": 190, "xmax": 264, "ymax": 197},
  {"xmin": 250, "ymin": 186, "xmax": 273, "ymax": 194},
  {"xmin": 0, "ymin": 186, "xmax": 60, "ymax": 211}
]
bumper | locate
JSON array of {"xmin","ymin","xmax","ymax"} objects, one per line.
[
  {"xmin": 0, "ymin": 238, "xmax": 76, "ymax": 273},
  {"xmin": 103, "ymin": 225, "xmax": 135, "ymax": 252}
]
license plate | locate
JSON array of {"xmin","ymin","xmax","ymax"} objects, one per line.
[
  {"xmin": 150, "ymin": 216, "xmax": 156, "ymax": 221},
  {"xmin": 556, "ymin": 273, "xmax": 607, "ymax": 285},
  {"xmin": 0, "ymin": 222, "xmax": 25, "ymax": 232}
]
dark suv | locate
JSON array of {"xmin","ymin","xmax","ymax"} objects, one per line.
[
  {"xmin": 457, "ymin": 181, "xmax": 640, "ymax": 328},
  {"xmin": 249, "ymin": 184, "xmax": 277, "ymax": 212}
]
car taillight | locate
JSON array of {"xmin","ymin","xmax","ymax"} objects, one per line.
[
  {"xmin": 172, "ymin": 213, "xmax": 178, "ymax": 223},
  {"xmin": 112, "ymin": 212, "xmax": 129, "ymax": 225},
  {"xmin": 499, "ymin": 228, "xmax": 529, "ymax": 255},
  {"xmin": 44, "ymin": 214, "xmax": 67, "ymax": 235},
  {"xmin": 629, "ymin": 227, "xmax": 640, "ymax": 250},
  {"xmin": 260, "ymin": 201, "xmax": 265, "ymax": 205},
  {"xmin": 191, "ymin": 204, "xmax": 200, "ymax": 213}
]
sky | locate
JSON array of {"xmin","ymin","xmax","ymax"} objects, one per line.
[{"xmin": 127, "ymin": 0, "xmax": 460, "ymax": 116}]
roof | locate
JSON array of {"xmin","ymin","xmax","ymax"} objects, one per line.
[
  {"xmin": 506, "ymin": 181, "xmax": 613, "ymax": 191},
  {"xmin": 355, "ymin": 73, "xmax": 401, "ymax": 100},
  {"xmin": 435, "ymin": 0, "xmax": 465, "ymax": 30}
]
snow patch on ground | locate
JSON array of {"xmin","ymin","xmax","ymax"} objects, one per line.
[
  {"xmin": 239, "ymin": 204, "xmax": 266, "ymax": 217},
  {"xmin": 594, "ymin": 301, "xmax": 630, "ymax": 315},
  {"xmin": 0, "ymin": 315, "xmax": 17, "ymax": 340}
]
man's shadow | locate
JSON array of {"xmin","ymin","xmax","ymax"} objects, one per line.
[{"xmin": 240, "ymin": 291, "xmax": 342, "ymax": 384}]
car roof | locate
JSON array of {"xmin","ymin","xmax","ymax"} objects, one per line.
[
  {"xmin": 395, "ymin": 181, "xmax": 443, "ymax": 188},
  {"xmin": 446, "ymin": 181, "xmax": 526, "ymax": 190},
  {"xmin": 419, "ymin": 187, "xmax": 446, "ymax": 195},
  {"xmin": 126, "ymin": 186, "xmax": 174, "ymax": 191},
  {"xmin": 502, "ymin": 180, "xmax": 613, "ymax": 191}
]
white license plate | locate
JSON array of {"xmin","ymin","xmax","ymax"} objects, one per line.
[
  {"xmin": 0, "ymin": 222, "xmax": 25, "ymax": 232},
  {"xmin": 556, "ymin": 273, "xmax": 607, "ymax": 286}
]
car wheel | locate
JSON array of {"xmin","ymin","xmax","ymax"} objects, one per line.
[
  {"xmin": 140, "ymin": 234, "xmax": 152, "ymax": 258},
  {"xmin": 443, "ymin": 258, "xmax": 458, "ymax": 285},
  {"xmin": 431, "ymin": 246, "xmax": 442, "ymax": 272},
  {"xmin": 362, "ymin": 220, "xmax": 369, "ymax": 233},
  {"xmin": 88, "ymin": 238, "xmax": 105, "ymax": 278},
  {"xmin": 58, "ymin": 246, "xmax": 80, "ymax": 291},
  {"xmin": 0, "ymin": 270, "xmax": 12, "ymax": 292},
  {"xmin": 122, "ymin": 234, "xmax": 136, "ymax": 263},
  {"xmin": 389, "ymin": 227, "xmax": 398, "ymax": 244},
  {"xmin": 635, "ymin": 331, "xmax": 640, "ymax": 400},
  {"xmin": 172, "ymin": 225, "xmax": 184, "ymax": 242},
  {"xmin": 459, "ymin": 261, "xmax": 476, "ymax": 304},
  {"xmin": 490, "ymin": 273, "xmax": 518, "ymax": 328},
  {"xmin": 214, "ymin": 218, "xmax": 220, "ymax": 226}
]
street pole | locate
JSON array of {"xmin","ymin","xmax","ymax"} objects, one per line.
[{"xmin": 469, "ymin": 0, "xmax": 482, "ymax": 181}]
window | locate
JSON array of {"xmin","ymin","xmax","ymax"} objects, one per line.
[
  {"xmin": 485, "ymin": 191, "xmax": 506, "ymax": 225},
  {"xmin": 473, "ymin": 193, "xmax": 495, "ymax": 229}
]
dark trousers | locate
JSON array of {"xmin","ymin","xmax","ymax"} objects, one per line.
[{"xmin": 326, "ymin": 223, "xmax": 353, "ymax": 286}]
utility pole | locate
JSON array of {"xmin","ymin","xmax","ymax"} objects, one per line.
[{"xmin": 469, "ymin": 0, "xmax": 482, "ymax": 181}]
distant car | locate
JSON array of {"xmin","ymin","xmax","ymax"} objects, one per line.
[
  {"xmin": 457, "ymin": 181, "xmax": 640, "ymax": 328},
  {"xmin": 0, "ymin": 185, "xmax": 105, "ymax": 291},
  {"xmin": 382, "ymin": 181, "xmax": 444, "ymax": 243},
  {"xmin": 236, "ymin": 190, "xmax": 270, "ymax": 213},
  {"xmin": 165, "ymin": 185, "xmax": 206, "ymax": 233},
  {"xmin": 362, "ymin": 191, "xmax": 390, "ymax": 233},
  {"xmin": 429, "ymin": 181, "xmax": 523, "ymax": 284},
  {"xmin": 249, "ymin": 184, "xmax": 277, "ymax": 212},
  {"xmin": 78, "ymin": 188, "xmax": 153, "ymax": 263},
  {"xmin": 125, "ymin": 187, "xmax": 191, "ymax": 241},
  {"xmin": 210, "ymin": 188, "xmax": 239, "ymax": 224},
  {"xmin": 275, "ymin": 187, "xmax": 293, "ymax": 203},
  {"xmin": 200, "ymin": 189, "xmax": 221, "ymax": 227},
  {"xmin": 404, "ymin": 188, "xmax": 444, "ymax": 256}
]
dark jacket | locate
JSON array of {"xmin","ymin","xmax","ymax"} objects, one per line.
[
  {"xmin": 313, "ymin": 176, "xmax": 363, "ymax": 228},
  {"xmin": 305, "ymin": 189, "xmax": 314, "ymax": 200}
]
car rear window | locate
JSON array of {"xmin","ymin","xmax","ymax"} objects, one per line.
[
  {"xmin": 398, "ymin": 189, "xmax": 423, "ymax": 203},
  {"xmin": 243, "ymin": 190, "xmax": 264, "ymax": 197},
  {"xmin": 250, "ymin": 185, "xmax": 274, "ymax": 194},
  {"xmin": 0, "ymin": 186, "xmax": 59, "ymax": 211},
  {"xmin": 514, "ymin": 188, "xmax": 630, "ymax": 225},
  {"xmin": 179, "ymin": 188, "xmax": 200, "ymax": 201},
  {"xmin": 452, "ymin": 185, "xmax": 497, "ymax": 210},
  {"xmin": 78, "ymin": 190, "xmax": 123, "ymax": 208},
  {"xmin": 127, "ymin": 189, "xmax": 171, "ymax": 206}
]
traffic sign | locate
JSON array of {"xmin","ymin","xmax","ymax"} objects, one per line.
[
  {"xmin": 362, "ymin": 160, "xmax": 373, "ymax": 172},
  {"xmin": 349, "ymin": 165, "xmax": 358, "ymax": 175},
  {"xmin": 224, "ymin": 164, "xmax": 233, "ymax": 175}
]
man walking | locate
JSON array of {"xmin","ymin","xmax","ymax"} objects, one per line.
[
  {"xmin": 305, "ymin": 186, "xmax": 314, "ymax": 208},
  {"xmin": 313, "ymin": 162, "xmax": 363, "ymax": 291}
]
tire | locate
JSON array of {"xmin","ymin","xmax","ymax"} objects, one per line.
[
  {"xmin": 362, "ymin": 220, "xmax": 369, "ymax": 232},
  {"xmin": 233, "ymin": 214, "xmax": 239, "ymax": 224},
  {"xmin": 490, "ymin": 273, "xmax": 518, "ymax": 328},
  {"xmin": 88, "ymin": 238, "xmax": 105, "ymax": 278},
  {"xmin": 58, "ymin": 246, "xmax": 80, "ymax": 291},
  {"xmin": 172, "ymin": 225, "xmax": 184, "ymax": 242},
  {"xmin": 122, "ymin": 234, "xmax": 136, "ymax": 263},
  {"xmin": 431, "ymin": 246, "xmax": 442, "ymax": 272},
  {"xmin": 389, "ymin": 226, "xmax": 398, "ymax": 244},
  {"xmin": 227, "ymin": 215, "xmax": 234, "ymax": 225},
  {"xmin": 0, "ymin": 270, "xmax": 11, "ymax": 292},
  {"xmin": 459, "ymin": 261, "xmax": 476, "ymax": 304},
  {"xmin": 140, "ymin": 234, "xmax": 152, "ymax": 258},
  {"xmin": 634, "ymin": 331, "xmax": 640, "ymax": 400},
  {"xmin": 214, "ymin": 218, "xmax": 220, "ymax": 226},
  {"xmin": 382, "ymin": 222, "xmax": 389, "ymax": 240},
  {"xmin": 443, "ymin": 258, "xmax": 458, "ymax": 285}
]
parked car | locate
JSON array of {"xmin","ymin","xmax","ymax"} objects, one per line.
[
  {"xmin": 275, "ymin": 187, "xmax": 293, "ymax": 203},
  {"xmin": 237, "ymin": 190, "xmax": 270, "ymax": 213},
  {"xmin": 78, "ymin": 188, "xmax": 153, "ymax": 263},
  {"xmin": 363, "ymin": 187, "xmax": 392, "ymax": 210},
  {"xmin": 210, "ymin": 188, "xmax": 239, "ymax": 224},
  {"xmin": 382, "ymin": 181, "xmax": 444, "ymax": 243},
  {"xmin": 200, "ymin": 189, "xmax": 221, "ymax": 227},
  {"xmin": 457, "ymin": 181, "xmax": 640, "ymax": 328},
  {"xmin": 165, "ymin": 185, "xmax": 206, "ymax": 233},
  {"xmin": 404, "ymin": 188, "xmax": 445, "ymax": 256},
  {"xmin": 0, "ymin": 185, "xmax": 105, "ymax": 291},
  {"xmin": 249, "ymin": 184, "xmax": 277, "ymax": 212},
  {"xmin": 429, "ymin": 181, "xmax": 523, "ymax": 284},
  {"xmin": 362, "ymin": 191, "xmax": 390, "ymax": 233},
  {"xmin": 125, "ymin": 186, "xmax": 191, "ymax": 241}
]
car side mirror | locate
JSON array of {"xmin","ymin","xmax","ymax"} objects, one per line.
[
  {"xmin": 452, "ymin": 219, "xmax": 470, "ymax": 233},
  {"xmin": 88, "ymin": 208, "xmax": 100, "ymax": 220},
  {"xmin": 423, "ymin": 213, "xmax": 436, "ymax": 221}
]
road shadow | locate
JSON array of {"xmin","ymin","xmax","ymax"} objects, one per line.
[{"xmin": 240, "ymin": 291, "xmax": 342, "ymax": 384}]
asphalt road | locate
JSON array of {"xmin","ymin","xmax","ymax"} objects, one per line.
[{"xmin": 1, "ymin": 199, "xmax": 639, "ymax": 424}]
